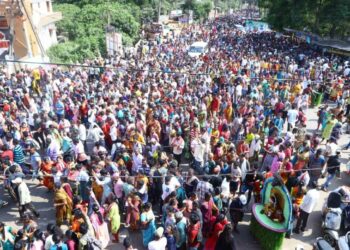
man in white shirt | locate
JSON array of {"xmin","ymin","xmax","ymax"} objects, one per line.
[
  {"xmin": 12, "ymin": 177, "xmax": 40, "ymax": 218},
  {"xmin": 132, "ymin": 149, "xmax": 143, "ymax": 175},
  {"xmin": 293, "ymin": 186, "xmax": 319, "ymax": 233},
  {"xmin": 148, "ymin": 227, "xmax": 167, "ymax": 250},
  {"xmin": 325, "ymin": 138, "xmax": 338, "ymax": 157},
  {"xmin": 162, "ymin": 176, "xmax": 180, "ymax": 201},
  {"xmin": 72, "ymin": 138, "xmax": 85, "ymax": 160},
  {"xmin": 191, "ymin": 137, "xmax": 205, "ymax": 171},
  {"xmin": 287, "ymin": 104, "xmax": 299, "ymax": 131},
  {"xmin": 46, "ymin": 137, "xmax": 61, "ymax": 162},
  {"xmin": 170, "ymin": 132, "xmax": 185, "ymax": 165},
  {"xmin": 78, "ymin": 121, "xmax": 87, "ymax": 145},
  {"xmin": 109, "ymin": 120, "xmax": 118, "ymax": 157}
]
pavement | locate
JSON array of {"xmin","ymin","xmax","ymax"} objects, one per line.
[{"xmin": 0, "ymin": 105, "xmax": 349, "ymax": 250}]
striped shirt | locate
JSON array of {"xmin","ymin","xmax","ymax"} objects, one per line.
[{"xmin": 13, "ymin": 144, "xmax": 25, "ymax": 165}]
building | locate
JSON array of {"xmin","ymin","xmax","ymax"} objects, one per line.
[
  {"xmin": 0, "ymin": 0, "xmax": 61, "ymax": 61},
  {"xmin": 28, "ymin": 0, "xmax": 62, "ymax": 51}
]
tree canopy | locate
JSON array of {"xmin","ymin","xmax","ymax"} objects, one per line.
[
  {"xmin": 48, "ymin": 1, "xmax": 141, "ymax": 63},
  {"xmin": 259, "ymin": 0, "xmax": 350, "ymax": 39}
]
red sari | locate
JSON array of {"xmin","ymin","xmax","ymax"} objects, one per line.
[
  {"xmin": 204, "ymin": 219, "xmax": 229, "ymax": 250},
  {"xmin": 200, "ymin": 199, "xmax": 215, "ymax": 238}
]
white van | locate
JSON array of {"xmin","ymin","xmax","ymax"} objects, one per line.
[{"xmin": 188, "ymin": 41, "xmax": 208, "ymax": 57}]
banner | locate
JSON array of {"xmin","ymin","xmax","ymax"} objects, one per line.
[
  {"xmin": 106, "ymin": 32, "xmax": 122, "ymax": 56},
  {"xmin": 245, "ymin": 20, "xmax": 270, "ymax": 32},
  {"xmin": 0, "ymin": 16, "xmax": 10, "ymax": 59}
]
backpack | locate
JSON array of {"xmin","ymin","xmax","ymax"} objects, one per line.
[{"xmin": 86, "ymin": 236, "xmax": 102, "ymax": 250}]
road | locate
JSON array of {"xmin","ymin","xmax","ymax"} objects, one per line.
[{"xmin": 0, "ymin": 106, "xmax": 349, "ymax": 250}]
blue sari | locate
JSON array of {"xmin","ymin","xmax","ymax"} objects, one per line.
[{"xmin": 141, "ymin": 211, "xmax": 156, "ymax": 247}]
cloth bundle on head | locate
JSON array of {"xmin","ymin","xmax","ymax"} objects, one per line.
[
  {"xmin": 155, "ymin": 227, "xmax": 164, "ymax": 237},
  {"xmin": 239, "ymin": 194, "xmax": 247, "ymax": 205},
  {"xmin": 12, "ymin": 177, "xmax": 23, "ymax": 184}
]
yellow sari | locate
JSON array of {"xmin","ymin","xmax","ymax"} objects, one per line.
[{"xmin": 54, "ymin": 187, "xmax": 73, "ymax": 225}]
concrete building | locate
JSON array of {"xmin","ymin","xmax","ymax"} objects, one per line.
[
  {"xmin": 0, "ymin": 0, "xmax": 61, "ymax": 61},
  {"xmin": 28, "ymin": 0, "xmax": 61, "ymax": 51}
]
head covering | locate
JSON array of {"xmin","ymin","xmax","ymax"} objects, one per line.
[
  {"xmin": 175, "ymin": 211, "xmax": 184, "ymax": 220},
  {"xmin": 155, "ymin": 227, "xmax": 164, "ymax": 237},
  {"xmin": 12, "ymin": 177, "xmax": 23, "ymax": 184},
  {"xmin": 239, "ymin": 194, "xmax": 247, "ymax": 205}
]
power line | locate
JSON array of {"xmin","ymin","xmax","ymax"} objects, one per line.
[
  {"xmin": 1, "ymin": 59, "xmax": 331, "ymax": 83},
  {"xmin": 2, "ymin": 164, "xmax": 342, "ymax": 179}
]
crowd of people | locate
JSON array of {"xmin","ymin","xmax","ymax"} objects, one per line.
[{"xmin": 0, "ymin": 13, "xmax": 349, "ymax": 250}]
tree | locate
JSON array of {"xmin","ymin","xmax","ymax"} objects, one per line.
[
  {"xmin": 183, "ymin": 0, "xmax": 213, "ymax": 21},
  {"xmin": 50, "ymin": 1, "xmax": 141, "ymax": 62},
  {"xmin": 259, "ymin": 0, "xmax": 350, "ymax": 38}
]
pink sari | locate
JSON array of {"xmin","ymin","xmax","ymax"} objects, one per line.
[{"xmin": 90, "ymin": 208, "xmax": 110, "ymax": 248}]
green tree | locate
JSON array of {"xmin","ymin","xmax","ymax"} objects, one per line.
[
  {"xmin": 183, "ymin": 0, "xmax": 213, "ymax": 21},
  {"xmin": 259, "ymin": 0, "xmax": 350, "ymax": 38},
  {"xmin": 50, "ymin": 1, "xmax": 141, "ymax": 62}
]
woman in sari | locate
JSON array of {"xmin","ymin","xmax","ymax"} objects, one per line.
[
  {"xmin": 125, "ymin": 193, "xmax": 141, "ymax": 230},
  {"xmin": 54, "ymin": 183, "xmax": 73, "ymax": 225},
  {"xmin": 0, "ymin": 222, "xmax": 15, "ymax": 250},
  {"xmin": 140, "ymin": 202, "xmax": 156, "ymax": 247},
  {"xmin": 106, "ymin": 195, "xmax": 121, "ymax": 243},
  {"xmin": 204, "ymin": 214, "xmax": 229, "ymax": 250},
  {"xmin": 41, "ymin": 157, "xmax": 54, "ymax": 191},
  {"xmin": 61, "ymin": 177, "xmax": 73, "ymax": 200},
  {"xmin": 294, "ymin": 145, "xmax": 310, "ymax": 171},
  {"xmin": 322, "ymin": 115, "xmax": 338, "ymax": 141},
  {"xmin": 201, "ymin": 193, "xmax": 218, "ymax": 238},
  {"xmin": 90, "ymin": 204, "xmax": 110, "ymax": 249}
]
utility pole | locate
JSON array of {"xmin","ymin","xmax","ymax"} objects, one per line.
[{"xmin": 158, "ymin": 0, "xmax": 162, "ymax": 23}]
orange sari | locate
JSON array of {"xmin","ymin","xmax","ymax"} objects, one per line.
[{"xmin": 41, "ymin": 162, "xmax": 54, "ymax": 190}]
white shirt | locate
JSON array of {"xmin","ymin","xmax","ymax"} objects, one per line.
[
  {"xmin": 287, "ymin": 109, "xmax": 299, "ymax": 125},
  {"xmin": 171, "ymin": 137, "xmax": 185, "ymax": 155},
  {"xmin": 221, "ymin": 177, "xmax": 230, "ymax": 198},
  {"xmin": 325, "ymin": 142, "xmax": 338, "ymax": 156},
  {"xmin": 77, "ymin": 170, "xmax": 90, "ymax": 182},
  {"xmin": 344, "ymin": 67, "xmax": 350, "ymax": 77},
  {"xmin": 79, "ymin": 124, "xmax": 87, "ymax": 141},
  {"xmin": 300, "ymin": 189, "xmax": 319, "ymax": 213},
  {"xmin": 148, "ymin": 237, "xmax": 167, "ymax": 250},
  {"xmin": 73, "ymin": 141, "xmax": 85, "ymax": 158},
  {"xmin": 132, "ymin": 153, "xmax": 143, "ymax": 173},
  {"xmin": 235, "ymin": 84, "xmax": 242, "ymax": 96},
  {"xmin": 110, "ymin": 125, "xmax": 117, "ymax": 142},
  {"xmin": 298, "ymin": 171, "xmax": 310, "ymax": 187},
  {"xmin": 161, "ymin": 177, "xmax": 180, "ymax": 200},
  {"xmin": 18, "ymin": 182, "xmax": 31, "ymax": 205},
  {"xmin": 191, "ymin": 139, "xmax": 205, "ymax": 162},
  {"xmin": 44, "ymin": 235, "xmax": 54, "ymax": 250}
]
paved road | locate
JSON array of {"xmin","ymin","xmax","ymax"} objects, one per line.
[{"xmin": 0, "ymin": 106, "xmax": 349, "ymax": 250}]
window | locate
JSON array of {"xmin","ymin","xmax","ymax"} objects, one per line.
[
  {"xmin": 46, "ymin": 1, "xmax": 51, "ymax": 12},
  {"xmin": 49, "ymin": 29, "xmax": 53, "ymax": 37},
  {"xmin": 37, "ymin": 3, "xmax": 40, "ymax": 9}
]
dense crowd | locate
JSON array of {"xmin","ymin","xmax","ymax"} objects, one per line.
[{"xmin": 0, "ymin": 14, "xmax": 349, "ymax": 250}]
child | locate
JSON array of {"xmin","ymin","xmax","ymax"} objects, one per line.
[{"xmin": 165, "ymin": 225, "xmax": 176, "ymax": 250}]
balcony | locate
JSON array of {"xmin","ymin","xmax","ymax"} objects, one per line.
[{"xmin": 38, "ymin": 11, "xmax": 62, "ymax": 28}]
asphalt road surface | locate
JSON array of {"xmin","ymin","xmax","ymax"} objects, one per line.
[{"xmin": 0, "ymin": 106, "xmax": 349, "ymax": 250}]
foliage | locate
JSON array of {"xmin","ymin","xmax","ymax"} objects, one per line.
[
  {"xmin": 259, "ymin": 0, "xmax": 350, "ymax": 38},
  {"xmin": 183, "ymin": 0, "xmax": 213, "ymax": 20},
  {"xmin": 50, "ymin": 1, "xmax": 141, "ymax": 62},
  {"xmin": 250, "ymin": 214, "xmax": 285, "ymax": 250}
]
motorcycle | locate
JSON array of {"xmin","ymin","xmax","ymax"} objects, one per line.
[
  {"xmin": 314, "ymin": 237, "xmax": 335, "ymax": 250},
  {"xmin": 338, "ymin": 231, "xmax": 350, "ymax": 250},
  {"xmin": 322, "ymin": 191, "xmax": 343, "ymax": 246}
]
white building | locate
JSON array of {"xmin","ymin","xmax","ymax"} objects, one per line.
[
  {"xmin": 0, "ymin": 0, "xmax": 61, "ymax": 61},
  {"xmin": 27, "ymin": 0, "xmax": 62, "ymax": 51}
]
